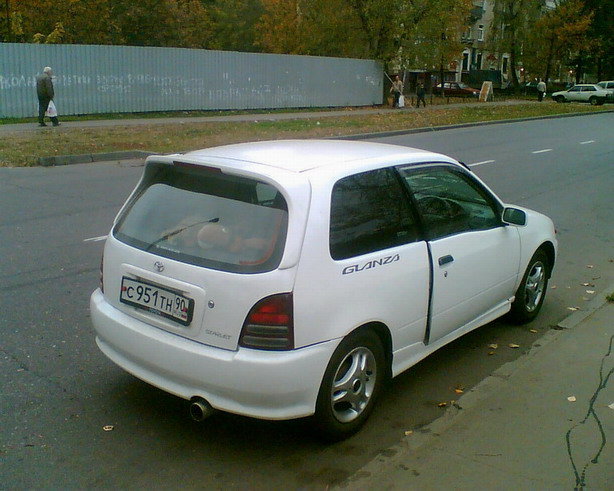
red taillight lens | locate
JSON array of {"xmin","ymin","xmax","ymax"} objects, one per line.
[{"xmin": 239, "ymin": 293, "xmax": 294, "ymax": 351}]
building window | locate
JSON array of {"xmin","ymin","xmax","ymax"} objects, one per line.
[
  {"xmin": 478, "ymin": 25, "xmax": 484, "ymax": 41},
  {"xmin": 462, "ymin": 52, "xmax": 469, "ymax": 71},
  {"xmin": 476, "ymin": 52, "xmax": 483, "ymax": 70},
  {"xmin": 502, "ymin": 57, "xmax": 508, "ymax": 74}
]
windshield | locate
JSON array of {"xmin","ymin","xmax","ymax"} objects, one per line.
[{"xmin": 114, "ymin": 162, "xmax": 288, "ymax": 273}]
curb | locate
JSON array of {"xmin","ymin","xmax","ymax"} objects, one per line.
[
  {"xmin": 38, "ymin": 150, "xmax": 154, "ymax": 167},
  {"xmin": 337, "ymin": 282, "xmax": 614, "ymax": 490}
]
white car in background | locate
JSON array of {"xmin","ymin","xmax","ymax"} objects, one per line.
[
  {"xmin": 90, "ymin": 140, "xmax": 557, "ymax": 441},
  {"xmin": 551, "ymin": 84, "xmax": 609, "ymax": 105},
  {"xmin": 596, "ymin": 81, "xmax": 614, "ymax": 102}
]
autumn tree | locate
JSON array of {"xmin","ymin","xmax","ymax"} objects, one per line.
[
  {"xmin": 490, "ymin": 0, "xmax": 542, "ymax": 90},
  {"xmin": 256, "ymin": 0, "xmax": 368, "ymax": 57},
  {"xmin": 205, "ymin": 0, "xmax": 264, "ymax": 52},
  {"xmin": 524, "ymin": 0, "xmax": 593, "ymax": 83}
]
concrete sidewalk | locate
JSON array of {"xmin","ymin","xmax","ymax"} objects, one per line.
[
  {"xmin": 0, "ymin": 99, "xmax": 533, "ymax": 135},
  {"xmin": 340, "ymin": 289, "xmax": 614, "ymax": 490}
]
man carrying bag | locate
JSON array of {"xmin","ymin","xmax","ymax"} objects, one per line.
[{"xmin": 37, "ymin": 66, "xmax": 60, "ymax": 127}]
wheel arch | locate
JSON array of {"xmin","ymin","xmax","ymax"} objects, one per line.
[
  {"xmin": 350, "ymin": 322, "xmax": 393, "ymax": 380},
  {"xmin": 538, "ymin": 241, "xmax": 556, "ymax": 278}
]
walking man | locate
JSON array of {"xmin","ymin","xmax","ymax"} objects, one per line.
[
  {"xmin": 416, "ymin": 83, "xmax": 426, "ymax": 107},
  {"xmin": 537, "ymin": 79, "xmax": 547, "ymax": 102},
  {"xmin": 36, "ymin": 66, "xmax": 60, "ymax": 127},
  {"xmin": 390, "ymin": 75, "xmax": 404, "ymax": 108}
]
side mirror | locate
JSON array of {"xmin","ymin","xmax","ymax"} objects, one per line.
[{"xmin": 502, "ymin": 207, "xmax": 527, "ymax": 226}]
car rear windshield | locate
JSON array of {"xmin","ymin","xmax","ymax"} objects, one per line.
[{"xmin": 113, "ymin": 161, "xmax": 288, "ymax": 274}]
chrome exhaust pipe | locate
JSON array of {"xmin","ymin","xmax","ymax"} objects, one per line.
[{"xmin": 189, "ymin": 397, "xmax": 215, "ymax": 422}]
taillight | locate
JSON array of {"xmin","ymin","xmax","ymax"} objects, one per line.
[
  {"xmin": 239, "ymin": 294, "xmax": 294, "ymax": 350},
  {"xmin": 99, "ymin": 254, "xmax": 104, "ymax": 293}
]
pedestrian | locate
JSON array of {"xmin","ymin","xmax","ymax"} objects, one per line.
[
  {"xmin": 537, "ymin": 79, "xmax": 547, "ymax": 102},
  {"xmin": 36, "ymin": 66, "xmax": 60, "ymax": 127},
  {"xmin": 416, "ymin": 83, "xmax": 426, "ymax": 107},
  {"xmin": 390, "ymin": 75, "xmax": 403, "ymax": 108}
]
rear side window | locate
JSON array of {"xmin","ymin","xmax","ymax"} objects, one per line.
[
  {"xmin": 113, "ymin": 162, "xmax": 288, "ymax": 273},
  {"xmin": 330, "ymin": 168, "xmax": 419, "ymax": 260}
]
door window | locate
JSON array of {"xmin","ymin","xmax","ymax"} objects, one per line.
[
  {"xmin": 397, "ymin": 166, "xmax": 501, "ymax": 240},
  {"xmin": 330, "ymin": 168, "xmax": 420, "ymax": 260}
]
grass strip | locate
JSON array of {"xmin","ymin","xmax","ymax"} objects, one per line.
[{"xmin": 0, "ymin": 102, "xmax": 609, "ymax": 167}]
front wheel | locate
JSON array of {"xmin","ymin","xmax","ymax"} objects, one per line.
[
  {"xmin": 554, "ymin": 96, "xmax": 565, "ymax": 103},
  {"xmin": 509, "ymin": 249, "xmax": 549, "ymax": 324},
  {"xmin": 590, "ymin": 96, "xmax": 599, "ymax": 106},
  {"xmin": 313, "ymin": 329, "xmax": 386, "ymax": 442}
]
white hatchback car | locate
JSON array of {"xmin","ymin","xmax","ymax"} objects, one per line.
[{"xmin": 91, "ymin": 140, "xmax": 557, "ymax": 441}]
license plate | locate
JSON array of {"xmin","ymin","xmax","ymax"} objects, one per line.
[{"xmin": 120, "ymin": 277, "xmax": 194, "ymax": 326}]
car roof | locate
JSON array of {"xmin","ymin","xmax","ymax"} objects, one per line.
[{"xmin": 179, "ymin": 140, "xmax": 450, "ymax": 173}]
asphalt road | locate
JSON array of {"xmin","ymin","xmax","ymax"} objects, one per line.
[{"xmin": 1, "ymin": 112, "xmax": 613, "ymax": 489}]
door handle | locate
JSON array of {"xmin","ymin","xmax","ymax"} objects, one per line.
[{"xmin": 438, "ymin": 254, "xmax": 454, "ymax": 266}]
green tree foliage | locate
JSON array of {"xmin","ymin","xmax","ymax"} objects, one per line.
[
  {"xmin": 524, "ymin": 0, "xmax": 593, "ymax": 83},
  {"xmin": 490, "ymin": 0, "xmax": 543, "ymax": 90},
  {"xmin": 582, "ymin": 0, "xmax": 614, "ymax": 80}
]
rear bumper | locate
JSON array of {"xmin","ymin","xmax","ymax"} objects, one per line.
[{"xmin": 90, "ymin": 289, "xmax": 337, "ymax": 420}]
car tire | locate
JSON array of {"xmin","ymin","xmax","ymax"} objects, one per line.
[
  {"xmin": 509, "ymin": 249, "xmax": 549, "ymax": 324},
  {"xmin": 313, "ymin": 329, "xmax": 386, "ymax": 442},
  {"xmin": 589, "ymin": 96, "xmax": 598, "ymax": 106},
  {"xmin": 554, "ymin": 96, "xmax": 565, "ymax": 103}
]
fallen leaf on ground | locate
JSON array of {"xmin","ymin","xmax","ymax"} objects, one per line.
[
  {"xmin": 405, "ymin": 430, "xmax": 414, "ymax": 436},
  {"xmin": 529, "ymin": 329, "xmax": 538, "ymax": 333},
  {"xmin": 455, "ymin": 388, "xmax": 464, "ymax": 394},
  {"xmin": 488, "ymin": 351, "xmax": 496, "ymax": 356},
  {"xmin": 508, "ymin": 343, "xmax": 520, "ymax": 348},
  {"xmin": 567, "ymin": 396, "xmax": 577, "ymax": 403},
  {"xmin": 103, "ymin": 425, "xmax": 114, "ymax": 431},
  {"xmin": 586, "ymin": 290, "xmax": 595, "ymax": 294},
  {"xmin": 488, "ymin": 343, "xmax": 498, "ymax": 349},
  {"xmin": 608, "ymin": 403, "xmax": 614, "ymax": 410},
  {"xmin": 567, "ymin": 307, "xmax": 579, "ymax": 311},
  {"xmin": 551, "ymin": 285, "xmax": 557, "ymax": 289},
  {"xmin": 586, "ymin": 265, "xmax": 594, "ymax": 268},
  {"xmin": 438, "ymin": 402, "xmax": 448, "ymax": 407}
]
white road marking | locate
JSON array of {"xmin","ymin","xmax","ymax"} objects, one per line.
[
  {"xmin": 469, "ymin": 160, "xmax": 495, "ymax": 167},
  {"xmin": 580, "ymin": 140, "xmax": 595, "ymax": 145},
  {"xmin": 84, "ymin": 235, "xmax": 108, "ymax": 243},
  {"xmin": 532, "ymin": 149, "xmax": 553, "ymax": 154}
]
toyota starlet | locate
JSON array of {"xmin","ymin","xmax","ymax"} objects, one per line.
[{"xmin": 91, "ymin": 140, "xmax": 557, "ymax": 441}]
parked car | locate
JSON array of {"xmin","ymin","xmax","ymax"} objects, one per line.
[
  {"xmin": 551, "ymin": 84, "xmax": 609, "ymax": 105},
  {"xmin": 435, "ymin": 81, "xmax": 480, "ymax": 97},
  {"xmin": 596, "ymin": 81, "xmax": 614, "ymax": 102},
  {"xmin": 91, "ymin": 140, "xmax": 557, "ymax": 441}
]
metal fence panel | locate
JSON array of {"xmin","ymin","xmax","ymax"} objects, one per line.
[{"xmin": 0, "ymin": 43, "xmax": 383, "ymax": 118}]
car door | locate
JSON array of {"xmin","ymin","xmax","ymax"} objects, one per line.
[
  {"xmin": 566, "ymin": 86, "xmax": 583, "ymax": 101},
  {"xmin": 397, "ymin": 164, "xmax": 521, "ymax": 344}
]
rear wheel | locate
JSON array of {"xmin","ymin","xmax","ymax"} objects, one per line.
[
  {"xmin": 590, "ymin": 96, "xmax": 598, "ymax": 106},
  {"xmin": 554, "ymin": 95, "xmax": 565, "ymax": 103},
  {"xmin": 509, "ymin": 249, "xmax": 549, "ymax": 324},
  {"xmin": 313, "ymin": 329, "xmax": 385, "ymax": 442}
]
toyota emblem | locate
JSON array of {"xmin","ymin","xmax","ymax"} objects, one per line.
[{"xmin": 154, "ymin": 261, "xmax": 165, "ymax": 272}]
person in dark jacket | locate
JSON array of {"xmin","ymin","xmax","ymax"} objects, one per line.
[
  {"xmin": 36, "ymin": 66, "xmax": 60, "ymax": 127},
  {"xmin": 416, "ymin": 83, "xmax": 426, "ymax": 107}
]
